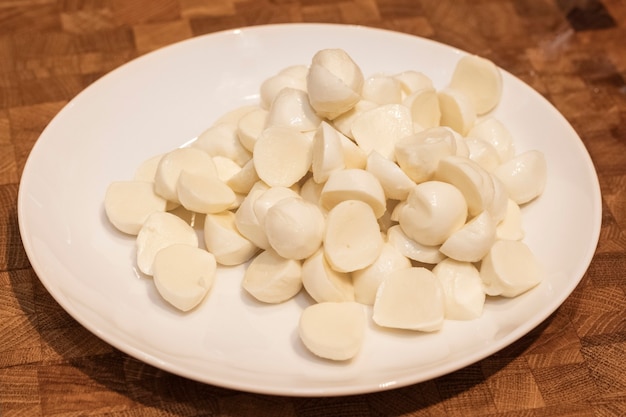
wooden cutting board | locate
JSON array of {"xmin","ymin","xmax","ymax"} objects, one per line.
[{"xmin": 1, "ymin": 1, "xmax": 625, "ymax": 416}]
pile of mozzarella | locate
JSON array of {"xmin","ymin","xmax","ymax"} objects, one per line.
[{"xmin": 104, "ymin": 48, "xmax": 547, "ymax": 361}]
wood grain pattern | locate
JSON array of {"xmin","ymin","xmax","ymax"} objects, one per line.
[{"xmin": 1, "ymin": 0, "xmax": 626, "ymax": 416}]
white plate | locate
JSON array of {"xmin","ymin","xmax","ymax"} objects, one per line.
[{"xmin": 18, "ymin": 23, "xmax": 601, "ymax": 396}]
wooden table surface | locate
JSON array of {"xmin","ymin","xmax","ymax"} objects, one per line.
[{"xmin": 1, "ymin": 0, "xmax": 625, "ymax": 416}]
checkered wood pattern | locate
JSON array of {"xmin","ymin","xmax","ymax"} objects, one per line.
[{"xmin": 1, "ymin": 0, "xmax": 626, "ymax": 416}]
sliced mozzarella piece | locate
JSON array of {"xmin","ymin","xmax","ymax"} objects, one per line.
[
  {"xmin": 204, "ymin": 211, "xmax": 258, "ymax": 266},
  {"xmin": 152, "ymin": 244, "xmax": 216, "ymax": 312},
  {"xmin": 351, "ymin": 103, "xmax": 413, "ymax": 160},
  {"xmin": 493, "ymin": 150, "xmax": 547, "ymax": 205},
  {"xmin": 253, "ymin": 126, "xmax": 312, "ymax": 188},
  {"xmin": 467, "ymin": 117, "xmax": 515, "ymax": 162},
  {"xmin": 480, "ymin": 240, "xmax": 543, "ymax": 297},
  {"xmin": 488, "ymin": 173, "xmax": 509, "ymax": 224},
  {"xmin": 403, "ymin": 87, "xmax": 441, "ymax": 130},
  {"xmin": 237, "ymin": 107, "xmax": 268, "ymax": 153},
  {"xmin": 386, "ymin": 224, "xmax": 446, "ymax": 264},
  {"xmin": 319, "ymin": 169, "xmax": 387, "ymax": 218},
  {"xmin": 133, "ymin": 154, "xmax": 163, "ymax": 181},
  {"xmin": 154, "ymin": 147, "xmax": 218, "ymax": 204},
  {"xmin": 432, "ymin": 258, "xmax": 485, "ymax": 320},
  {"xmin": 496, "ymin": 199, "xmax": 525, "ymax": 240},
  {"xmin": 192, "ymin": 123, "xmax": 252, "ymax": 166},
  {"xmin": 226, "ymin": 158, "xmax": 260, "ymax": 194},
  {"xmin": 449, "ymin": 54, "xmax": 503, "ymax": 115},
  {"xmin": 439, "ymin": 210, "xmax": 497, "ymax": 262},
  {"xmin": 265, "ymin": 197, "xmax": 325, "ymax": 260},
  {"xmin": 248, "ymin": 180, "xmax": 272, "ymax": 198},
  {"xmin": 339, "ymin": 133, "xmax": 368, "ymax": 169},
  {"xmin": 353, "ymin": 242, "xmax": 411, "ymax": 305},
  {"xmin": 299, "ymin": 176, "xmax": 325, "ymax": 209},
  {"xmin": 266, "ymin": 87, "xmax": 322, "ymax": 132},
  {"xmin": 234, "ymin": 186, "xmax": 271, "ymax": 250},
  {"xmin": 435, "ymin": 155, "xmax": 495, "ymax": 217},
  {"xmin": 466, "ymin": 138, "xmax": 501, "ymax": 172},
  {"xmin": 448, "ymin": 127, "xmax": 470, "ymax": 158},
  {"xmin": 260, "ymin": 72, "xmax": 307, "ymax": 110},
  {"xmin": 104, "ymin": 181, "xmax": 168, "ymax": 235},
  {"xmin": 393, "ymin": 70, "xmax": 434, "ymax": 96},
  {"xmin": 389, "ymin": 200, "xmax": 405, "ymax": 222},
  {"xmin": 311, "ymin": 121, "xmax": 346, "ymax": 183},
  {"xmin": 212, "ymin": 105, "xmax": 258, "ymax": 126},
  {"xmin": 438, "ymin": 87, "xmax": 476, "ymax": 136},
  {"xmin": 253, "ymin": 186, "xmax": 300, "ymax": 227},
  {"xmin": 324, "ymin": 200, "xmax": 384, "ymax": 273},
  {"xmin": 136, "ymin": 211, "xmax": 199, "ymax": 276},
  {"xmin": 242, "ymin": 248, "xmax": 302, "ymax": 303},
  {"xmin": 229, "ymin": 193, "xmax": 246, "ymax": 211},
  {"xmin": 399, "ymin": 181, "xmax": 468, "ymax": 246},
  {"xmin": 212, "ymin": 156, "xmax": 241, "ymax": 183},
  {"xmin": 362, "ymin": 73, "xmax": 402, "ymax": 104},
  {"xmin": 177, "ymin": 171, "xmax": 236, "ymax": 214},
  {"xmin": 331, "ymin": 99, "xmax": 378, "ymax": 140},
  {"xmin": 373, "ymin": 267, "xmax": 445, "ymax": 332},
  {"xmin": 278, "ymin": 64, "xmax": 309, "ymax": 80},
  {"xmin": 366, "ymin": 151, "xmax": 415, "ymax": 201},
  {"xmin": 395, "ymin": 126, "xmax": 457, "ymax": 183},
  {"xmin": 299, "ymin": 301, "xmax": 366, "ymax": 361},
  {"xmin": 301, "ymin": 249, "xmax": 354, "ymax": 303},
  {"xmin": 306, "ymin": 48, "xmax": 364, "ymax": 119}
]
